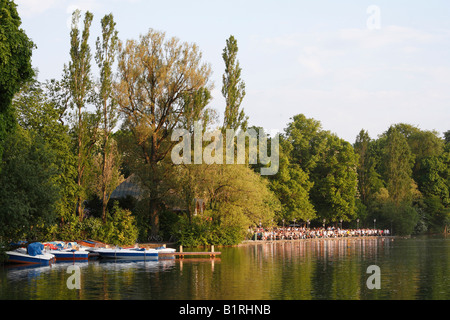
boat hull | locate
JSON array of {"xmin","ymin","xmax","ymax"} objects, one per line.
[
  {"xmin": 6, "ymin": 250, "xmax": 55, "ymax": 266},
  {"xmin": 77, "ymin": 240, "xmax": 107, "ymax": 248},
  {"xmin": 50, "ymin": 250, "xmax": 89, "ymax": 261},
  {"xmin": 156, "ymin": 248, "xmax": 176, "ymax": 254}
]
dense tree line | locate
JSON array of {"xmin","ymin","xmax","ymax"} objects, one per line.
[
  {"xmin": 272, "ymin": 117, "xmax": 450, "ymax": 236},
  {"xmin": 0, "ymin": 3, "xmax": 448, "ymax": 249}
]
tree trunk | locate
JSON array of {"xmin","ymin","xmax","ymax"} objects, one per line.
[
  {"xmin": 77, "ymin": 102, "xmax": 83, "ymax": 221},
  {"xmin": 101, "ymin": 113, "xmax": 109, "ymax": 223},
  {"xmin": 150, "ymin": 202, "xmax": 160, "ymax": 237},
  {"xmin": 101, "ymin": 188, "xmax": 108, "ymax": 223},
  {"xmin": 149, "ymin": 132, "xmax": 160, "ymax": 237}
]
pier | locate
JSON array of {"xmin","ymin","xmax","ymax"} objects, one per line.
[
  {"xmin": 159, "ymin": 252, "xmax": 221, "ymax": 259},
  {"xmin": 159, "ymin": 245, "xmax": 221, "ymax": 259}
]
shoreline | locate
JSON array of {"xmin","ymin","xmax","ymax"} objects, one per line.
[{"xmin": 238, "ymin": 236, "xmax": 398, "ymax": 247}]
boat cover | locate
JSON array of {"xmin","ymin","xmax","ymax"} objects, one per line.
[{"xmin": 27, "ymin": 242, "xmax": 44, "ymax": 256}]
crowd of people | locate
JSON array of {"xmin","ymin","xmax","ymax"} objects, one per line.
[{"xmin": 251, "ymin": 226, "xmax": 390, "ymax": 241}]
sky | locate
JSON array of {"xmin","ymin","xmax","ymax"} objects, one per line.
[{"xmin": 15, "ymin": 0, "xmax": 450, "ymax": 143}]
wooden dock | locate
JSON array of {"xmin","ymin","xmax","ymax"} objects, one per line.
[
  {"xmin": 159, "ymin": 245, "xmax": 221, "ymax": 259},
  {"xmin": 159, "ymin": 251, "xmax": 221, "ymax": 259}
]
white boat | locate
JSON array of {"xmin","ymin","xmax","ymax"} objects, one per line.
[
  {"xmin": 96, "ymin": 248, "xmax": 159, "ymax": 260},
  {"xmin": 42, "ymin": 241, "xmax": 90, "ymax": 261},
  {"xmin": 6, "ymin": 243, "xmax": 55, "ymax": 266},
  {"xmin": 155, "ymin": 247, "xmax": 176, "ymax": 254}
]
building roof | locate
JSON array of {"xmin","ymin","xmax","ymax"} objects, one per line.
[{"xmin": 110, "ymin": 175, "xmax": 143, "ymax": 200}]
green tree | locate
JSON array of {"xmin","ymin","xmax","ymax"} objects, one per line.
[
  {"xmin": 354, "ymin": 129, "xmax": 383, "ymax": 206},
  {"xmin": 416, "ymin": 145, "xmax": 450, "ymax": 232},
  {"xmin": 269, "ymin": 135, "xmax": 315, "ymax": 223},
  {"xmin": 204, "ymin": 164, "xmax": 279, "ymax": 229},
  {"xmin": 365, "ymin": 125, "xmax": 421, "ymax": 235},
  {"xmin": 170, "ymin": 88, "xmax": 215, "ymax": 225},
  {"xmin": 380, "ymin": 126, "xmax": 416, "ymax": 205},
  {"xmin": 391, "ymin": 124, "xmax": 444, "ymax": 182},
  {"xmin": 418, "ymin": 155, "xmax": 449, "ymax": 205},
  {"xmin": 180, "ymin": 87, "xmax": 215, "ymax": 134},
  {"xmin": 116, "ymin": 29, "xmax": 212, "ymax": 236},
  {"xmin": 444, "ymin": 130, "xmax": 450, "ymax": 145},
  {"xmin": 371, "ymin": 200, "xmax": 419, "ymax": 236},
  {"xmin": 84, "ymin": 139, "xmax": 124, "ymax": 219},
  {"xmin": 310, "ymin": 133, "xmax": 358, "ymax": 223},
  {"xmin": 13, "ymin": 77, "xmax": 78, "ymax": 224},
  {"xmin": 0, "ymin": 0, "xmax": 34, "ymax": 167},
  {"xmin": 283, "ymin": 114, "xmax": 358, "ymax": 224},
  {"xmin": 0, "ymin": 128, "xmax": 60, "ymax": 242},
  {"xmin": 284, "ymin": 114, "xmax": 324, "ymax": 173},
  {"xmin": 65, "ymin": 10, "xmax": 100, "ymax": 220},
  {"xmin": 222, "ymin": 35, "xmax": 248, "ymax": 131},
  {"xmin": 95, "ymin": 13, "xmax": 120, "ymax": 222}
]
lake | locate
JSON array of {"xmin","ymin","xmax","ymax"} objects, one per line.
[{"xmin": 0, "ymin": 236, "xmax": 449, "ymax": 301}]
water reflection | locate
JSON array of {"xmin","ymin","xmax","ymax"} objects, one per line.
[
  {"xmin": 96, "ymin": 259, "xmax": 175, "ymax": 272},
  {"xmin": 241, "ymin": 237, "xmax": 449, "ymax": 300},
  {"xmin": 5, "ymin": 264, "xmax": 54, "ymax": 283},
  {"xmin": 1, "ymin": 237, "xmax": 448, "ymax": 300},
  {"xmin": 178, "ymin": 258, "xmax": 220, "ymax": 273}
]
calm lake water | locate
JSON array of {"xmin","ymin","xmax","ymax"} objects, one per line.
[{"xmin": 0, "ymin": 236, "xmax": 449, "ymax": 300}]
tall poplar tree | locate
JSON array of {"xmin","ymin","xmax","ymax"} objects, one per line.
[
  {"xmin": 95, "ymin": 13, "xmax": 120, "ymax": 222},
  {"xmin": 222, "ymin": 35, "xmax": 248, "ymax": 131},
  {"xmin": 354, "ymin": 129, "xmax": 382, "ymax": 206},
  {"xmin": 66, "ymin": 10, "xmax": 99, "ymax": 220}
]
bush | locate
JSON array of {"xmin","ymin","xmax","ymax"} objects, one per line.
[
  {"xmin": 371, "ymin": 201, "xmax": 419, "ymax": 236},
  {"xmin": 48, "ymin": 202, "xmax": 138, "ymax": 246},
  {"xmin": 174, "ymin": 215, "xmax": 245, "ymax": 247},
  {"xmin": 99, "ymin": 202, "xmax": 139, "ymax": 246},
  {"xmin": 208, "ymin": 225, "xmax": 243, "ymax": 246}
]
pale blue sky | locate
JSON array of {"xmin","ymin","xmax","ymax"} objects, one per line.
[{"xmin": 16, "ymin": 0, "xmax": 450, "ymax": 142}]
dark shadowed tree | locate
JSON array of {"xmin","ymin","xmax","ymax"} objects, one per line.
[{"xmin": 0, "ymin": 0, "xmax": 34, "ymax": 169}]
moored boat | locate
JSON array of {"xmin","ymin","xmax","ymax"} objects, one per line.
[
  {"xmin": 155, "ymin": 247, "xmax": 176, "ymax": 254},
  {"xmin": 77, "ymin": 240, "xmax": 107, "ymax": 248},
  {"xmin": 6, "ymin": 243, "xmax": 55, "ymax": 266},
  {"xmin": 96, "ymin": 247, "xmax": 158, "ymax": 260},
  {"xmin": 48, "ymin": 248, "xmax": 89, "ymax": 261}
]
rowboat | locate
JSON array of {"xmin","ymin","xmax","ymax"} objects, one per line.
[
  {"xmin": 96, "ymin": 248, "xmax": 158, "ymax": 260},
  {"xmin": 6, "ymin": 243, "xmax": 55, "ymax": 266}
]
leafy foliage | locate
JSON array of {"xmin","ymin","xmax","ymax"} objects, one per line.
[
  {"xmin": 278, "ymin": 114, "xmax": 358, "ymax": 225},
  {"xmin": 222, "ymin": 35, "xmax": 248, "ymax": 131},
  {"xmin": 13, "ymin": 77, "xmax": 78, "ymax": 224},
  {"xmin": 0, "ymin": 0, "xmax": 34, "ymax": 165},
  {"xmin": 269, "ymin": 136, "xmax": 315, "ymax": 223},
  {"xmin": 175, "ymin": 215, "xmax": 244, "ymax": 247},
  {"xmin": 0, "ymin": 128, "xmax": 60, "ymax": 242}
]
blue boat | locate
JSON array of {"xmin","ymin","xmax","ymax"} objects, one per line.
[
  {"xmin": 95, "ymin": 248, "xmax": 158, "ymax": 260},
  {"xmin": 6, "ymin": 243, "xmax": 55, "ymax": 266}
]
